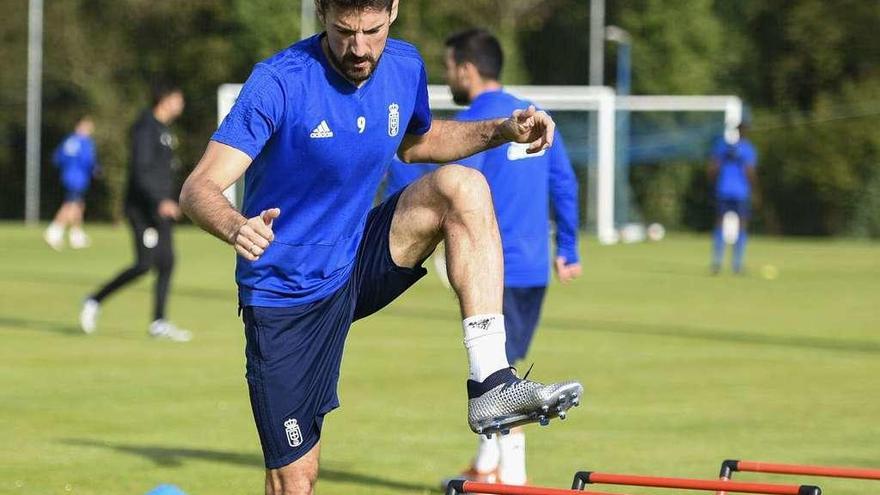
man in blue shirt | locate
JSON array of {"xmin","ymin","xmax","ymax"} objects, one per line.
[
  {"xmin": 709, "ymin": 123, "xmax": 758, "ymax": 274},
  {"xmin": 386, "ymin": 29, "xmax": 581, "ymax": 488},
  {"xmin": 44, "ymin": 116, "xmax": 98, "ymax": 250},
  {"xmin": 179, "ymin": 2, "xmax": 582, "ymax": 493}
]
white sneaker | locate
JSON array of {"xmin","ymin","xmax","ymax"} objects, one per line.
[
  {"xmin": 44, "ymin": 225, "xmax": 65, "ymax": 251},
  {"xmin": 69, "ymin": 229, "xmax": 91, "ymax": 249},
  {"xmin": 149, "ymin": 319, "xmax": 192, "ymax": 342},
  {"xmin": 80, "ymin": 299, "xmax": 99, "ymax": 334}
]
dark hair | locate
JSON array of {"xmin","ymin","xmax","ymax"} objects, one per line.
[
  {"xmin": 150, "ymin": 81, "xmax": 182, "ymax": 107},
  {"xmin": 315, "ymin": 0, "xmax": 393, "ymax": 16},
  {"xmin": 445, "ymin": 29, "xmax": 504, "ymax": 81}
]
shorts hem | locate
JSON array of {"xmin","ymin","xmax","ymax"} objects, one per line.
[
  {"xmin": 382, "ymin": 188, "xmax": 432, "ymax": 273},
  {"xmin": 264, "ymin": 433, "xmax": 321, "ymax": 470}
]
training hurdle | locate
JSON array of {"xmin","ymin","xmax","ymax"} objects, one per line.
[
  {"xmin": 444, "ymin": 480, "xmax": 629, "ymax": 495},
  {"xmin": 571, "ymin": 470, "xmax": 821, "ymax": 495},
  {"xmin": 446, "ymin": 480, "xmax": 622, "ymax": 495},
  {"xmin": 719, "ymin": 459, "xmax": 880, "ymax": 481}
]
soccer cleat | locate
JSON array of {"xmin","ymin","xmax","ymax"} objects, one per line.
[
  {"xmin": 467, "ymin": 367, "xmax": 583, "ymax": 436},
  {"xmin": 439, "ymin": 466, "xmax": 499, "ymax": 493},
  {"xmin": 149, "ymin": 319, "xmax": 192, "ymax": 342},
  {"xmin": 79, "ymin": 298, "xmax": 99, "ymax": 334}
]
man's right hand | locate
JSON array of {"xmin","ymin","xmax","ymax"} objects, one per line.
[
  {"xmin": 233, "ymin": 208, "xmax": 280, "ymax": 261},
  {"xmin": 554, "ymin": 256, "xmax": 582, "ymax": 284}
]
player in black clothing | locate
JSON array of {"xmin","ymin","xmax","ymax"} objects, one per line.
[{"xmin": 80, "ymin": 83, "xmax": 191, "ymax": 341}]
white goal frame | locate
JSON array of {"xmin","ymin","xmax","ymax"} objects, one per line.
[{"xmin": 217, "ymin": 83, "xmax": 741, "ymax": 245}]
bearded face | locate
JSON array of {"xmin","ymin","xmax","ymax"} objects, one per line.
[{"xmin": 322, "ymin": 6, "xmax": 392, "ymax": 84}]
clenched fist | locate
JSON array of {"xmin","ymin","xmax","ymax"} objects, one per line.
[{"xmin": 233, "ymin": 208, "xmax": 280, "ymax": 261}]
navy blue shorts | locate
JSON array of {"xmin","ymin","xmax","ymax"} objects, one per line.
[
  {"xmin": 716, "ymin": 198, "xmax": 750, "ymax": 220},
  {"xmin": 503, "ymin": 286, "xmax": 547, "ymax": 364},
  {"xmin": 64, "ymin": 188, "xmax": 86, "ymax": 203},
  {"xmin": 241, "ymin": 190, "xmax": 427, "ymax": 469}
]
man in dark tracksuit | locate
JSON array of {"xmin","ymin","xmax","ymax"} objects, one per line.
[{"xmin": 80, "ymin": 83, "xmax": 190, "ymax": 341}]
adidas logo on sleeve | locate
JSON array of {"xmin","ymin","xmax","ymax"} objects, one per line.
[{"xmin": 309, "ymin": 120, "xmax": 334, "ymax": 138}]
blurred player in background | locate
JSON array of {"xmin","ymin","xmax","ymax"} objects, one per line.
[
  {"xmin": 179, "ymin": 1, "xmax": 582, "ymax": 493},
  {"xmin": 709, "ymin": 122, "xmax": 758, "ymax": 274},
  {"xmin": 386, "ymin": 29, "xmax": 581, "ymax": 488},
  {"xmin": 79, "ymin": 83, "xmax": 190, "ymax": 342},
  {"xmin": 44, "ymin": 116, "xmax": 98, "ymax": 250}
]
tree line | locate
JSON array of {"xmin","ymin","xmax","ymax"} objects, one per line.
[{"xmin": 1, "ymin": 0, "xmax": 877, "ymax": 236}]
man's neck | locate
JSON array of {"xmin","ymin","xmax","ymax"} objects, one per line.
[
  {"xmin": 153, "ymin": 108, "xmax": 170, "ymax": 125},
  {"xmin": 469, "ymin": 80, "xmax": 502, "ymax": 102}
]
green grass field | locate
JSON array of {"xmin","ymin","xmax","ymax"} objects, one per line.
[{"xmin": 1, "ymin": 223, "xmax": 878, "ymax": 495}]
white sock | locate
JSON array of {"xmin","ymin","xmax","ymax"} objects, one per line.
[
  {"xmin": 462, "ymin": 314, "xmax": 510, "ymax": 382},
  {"xmin": 498, "ymin": 431, "xmax": 527, "ymax": 485},
  {"xmin": 472, "ymin": 435, "xmax": 500, "ymax": 473}
]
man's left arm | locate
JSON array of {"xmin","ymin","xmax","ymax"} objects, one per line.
[
  {"xmin": 548, "ymin": 131, "xmax": 582, "ymax": 283},
  {"xmin": 398, "ymin": 106, "xmax": 555, "ymax": 164}
]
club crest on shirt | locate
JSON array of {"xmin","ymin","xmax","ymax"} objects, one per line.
[
  {"xmin": 388, "ymin": 103, "xmax": 400, "ymax": 137},
  {"xmin": 63, "ymin": 138, "xmax": 81, "ymax": 156},
  {"xmin": 284, "ymin": 418, "xmax": 303, "ymax": 448},
  {"xmin": 160, "ymin": 132, "xmax": 177, "ymax": 149}
]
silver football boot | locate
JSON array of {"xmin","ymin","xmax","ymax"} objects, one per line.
[{"xmin": 467, "ymin": 366, "xmax": 583, "ymax": 437}]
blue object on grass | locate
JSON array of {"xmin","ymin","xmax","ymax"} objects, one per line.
[{"xmin": 145, "ymin": 484, "xmax": 187, "ymax": 495}]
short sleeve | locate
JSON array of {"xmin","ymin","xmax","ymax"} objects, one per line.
[
  {"xmin": 405, "ymin": 63, "xmax": 432, "ymax": 136},
  {"xmin": 212, "ymin": 64, "xmax": 286, "ymax": 159}
]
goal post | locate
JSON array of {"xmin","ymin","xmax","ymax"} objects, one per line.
[
  {"xmin": 618, "ymin": 95, "xmax": 743, "ymax": 144},
  {"xmin": 216, "ymin": 83, "xmax": 619, "ymax": 244}
]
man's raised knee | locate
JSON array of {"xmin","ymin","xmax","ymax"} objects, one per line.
[{"xmin": 433, "ymin": 165, "xmax": 490, "ymax": 207}]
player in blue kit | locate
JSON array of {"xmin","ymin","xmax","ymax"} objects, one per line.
[
  {"xmin": 44, "ymin": 116, "xmax": 99, "ymax": 250},
  {"xmin": 709, "ymin": 123, "xmax": 758, "ymax": 274},
  {"xmin": 179, "ymin": 1, "xmax": 582, "ymax": 493},
  {"xmin": 386, "ymin": 29, "xmax": 582, "ymax": 487}
]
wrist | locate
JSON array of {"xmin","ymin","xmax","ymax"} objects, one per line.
[
  {"xmin": 489, "ymin": 118, "xmax": 509, "ymax": 146},
  {"xmin": 558, "ymin": 250, "xmax": 579, "ymax": 265},
  {"xmin": 226, "ymin": 216, "xmax": 248, "ymax": 245}
]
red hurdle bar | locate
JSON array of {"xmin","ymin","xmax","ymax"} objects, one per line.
[
  {"xmin": 571, "ymin": 471, "xmax": 821, "ymax": 495},
  {"xmin": 720, "ymin": 459, "xmax": 880, "ymax": 481},
  {"xmin": 445, "ymin": 479, "xmax": 630, "ymax": 495}
]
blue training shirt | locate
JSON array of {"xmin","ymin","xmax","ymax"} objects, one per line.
[
  {"xmin": 386, "ymin": 89, "xmax": 579, "ymax": 288},
  {"xmin": 212, "ymin": 34, "xmax": 432, "ymax": 306},
  {"xmin": 53, "ymin": 133, "xmax": 97, "ymax": 192},
  {"xmin": 712, "ymin": 137, "xmax": 757, "ymax": 201}
]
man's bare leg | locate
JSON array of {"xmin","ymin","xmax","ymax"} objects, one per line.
[
  {"xmin": 389, "ymin": 165, "xmax": 583, "ymax": 435},
  {"xmin": 44, "ymin": 203, "xmax": 72, "ymax": 250},
  {"xmin": 266, "ymin": 442, "xmax": 320, "ymax": 495},
  {"xmin": 68, "ymin": 201, "xmax": 90, "ymax": 248},
  {"xmin": 389, "ymin": 164, "xmax": 502, "ymax": 316},
  {"xmin": 71, "ymin": 201, "xmax": 85, "ymax": 229}
]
